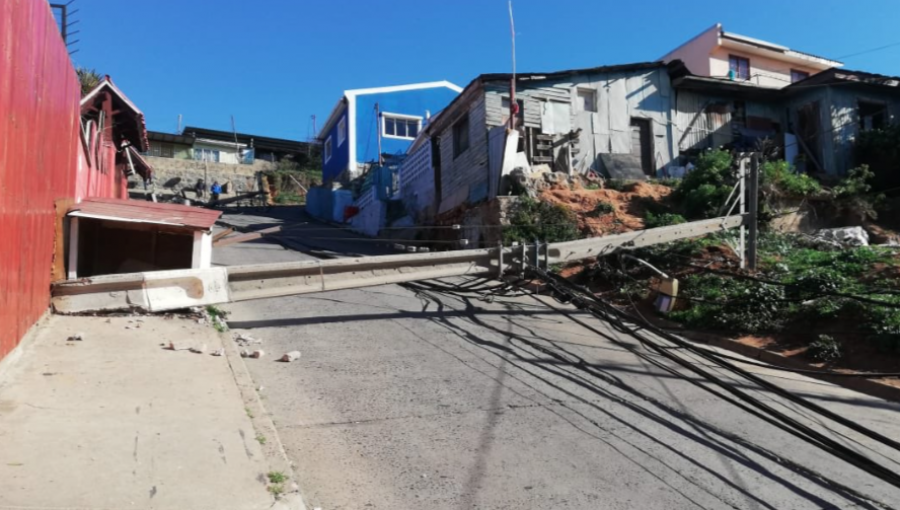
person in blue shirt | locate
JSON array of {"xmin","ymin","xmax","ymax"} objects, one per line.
[{"xmin": 210, "ymin": 181, "xmax": 222, "ymax": 201}]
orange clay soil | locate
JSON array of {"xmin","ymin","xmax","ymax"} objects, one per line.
[{"xmin": 539, "ymin": 181, "xmax": 674, "ymax": 237}]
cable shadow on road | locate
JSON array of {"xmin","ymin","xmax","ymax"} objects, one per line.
[{"xmin": 401, "ymin": 280, "xmax": 891, "ymax": 510}]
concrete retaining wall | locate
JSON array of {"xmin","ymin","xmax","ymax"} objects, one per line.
[{"xmin": 146, "ymin": 156, "xmax": 276, "ymax": 194}]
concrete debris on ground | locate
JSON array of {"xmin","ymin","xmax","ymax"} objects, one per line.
[
  {"xmin": 66, "ymin": 332, "xmax": 85, "ymax": 342},
  {"xmin": 0, "ymin": 314, "xmax": 274, "ymax": 509},
  {"xmin": 211, "ymin": 348, "xmax": 225, "ymax": 356},
  {"xmin": 279, "ymin": 351, "xmax": 301, "ymax": 363},
  {"xmin": 250, "ymin": 350, "xmax": 265, "ymax": 359},
  {"xmin": 235, "ymin": 333, "xmax": 263, "ymax": 347},
  {"xmin": 811, "ymin": 226, "xmax": 870, "ymax": 249},
  {"xmin": 189, "ymin": 344, "xmax": 207, "ymax": 354}
]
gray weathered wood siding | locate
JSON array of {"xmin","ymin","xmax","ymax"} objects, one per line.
[
  {"xmin": 784, "ymin": 87, "xmax": 900, "ymax": 175},
  {"xmin": 438, "ymin": 95, "xmax": 489, "ymax": 213},
  {"xmin": 481, "ymin": 68, "xmax": 676, "ymax": 176}
]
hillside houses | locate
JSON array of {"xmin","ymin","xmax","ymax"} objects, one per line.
[{"xmin": 308, "ymin": 26, "xmax": 900, "ymax": 241}]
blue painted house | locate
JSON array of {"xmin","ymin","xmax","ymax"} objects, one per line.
[{"xmin": 317, "ymin": 81, "xmax": 462, "ymax": 182}]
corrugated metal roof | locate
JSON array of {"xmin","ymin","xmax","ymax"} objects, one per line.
[{"xmin": 68, "ymin": 198, "xmax": 221, "ymax": 230}]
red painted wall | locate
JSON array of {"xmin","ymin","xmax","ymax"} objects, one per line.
[{"xmin": 0, "ymin": 0, "xmax": 82, "ymax": 359}]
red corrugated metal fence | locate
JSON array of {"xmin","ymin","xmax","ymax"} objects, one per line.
[{"xmin": 0, "ymin": 0, "xmax": 81, "ymax": 359}]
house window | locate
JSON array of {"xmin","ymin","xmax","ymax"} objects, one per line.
[
  {"xmin": 859, "ymin": 101, "xmax": 886, "ymax": 131},
  {"xmin": 193, "ymin": 148, "xmax": 220, "ymax": 163},
  {"xmin": 338, "ymin": 117, "xmax": 346, "ymax": 146},
  {"xmin": 577, "ymin": 89, "xmax": 597, "ymax": 113},
  {"xmin": 149, "ymin": 142, "xmax": 174, "ymax": 158},
  {"xmin": 791, "ymin": 69, "xmax": 810, "ymax": 83},
  {"xmin": 728, "ymin": 55, "xmax": 751, "ymax": 81},
  {"xmin": 324, "ymin": 136, "xmax": 333, "ymax": 163},
  {"xmin": 382, "ymin": 113, "xmax": 421, "ymax": 140},
  {"xmin": 453, "ymin": 114, "xmax": 470, "ymax": 158}
]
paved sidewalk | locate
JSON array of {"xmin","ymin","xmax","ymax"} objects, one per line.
[{"xmin": 0, "ymin": 314, "xmax": 277, "ymax": 510}]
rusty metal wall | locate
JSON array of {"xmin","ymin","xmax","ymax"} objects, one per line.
[{"xmin": 0, "ymin": 0, "xmax": 81, "ymax": 359}]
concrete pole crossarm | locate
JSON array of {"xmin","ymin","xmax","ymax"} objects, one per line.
[{"xmin": 547, "ymin": 215, "xmax": 748, "ymax": 265}]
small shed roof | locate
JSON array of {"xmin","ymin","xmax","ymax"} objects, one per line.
[
  {"xmin": 81, "ymin": 77, "xmax": 150, "ymax": 152},
  {"xmin": 68, "ymin": 198, "xmax": 221, "ymax": 231}
]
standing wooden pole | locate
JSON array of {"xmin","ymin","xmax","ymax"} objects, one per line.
[
  {"xmin": 747, "ymin": 153, "xmax": 760, "ymax": 270},
  {"xmin": 508, "ymin": 0, "xmax": 518, "ymax": 131},
  {"xmin": 738, "ymin": 155, "xmax": 746, "ymax": 269}
]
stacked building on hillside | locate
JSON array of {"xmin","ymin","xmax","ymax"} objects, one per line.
[{"xmin": 306, "ymin": 23, "xmax": 900, "ymax": 244}]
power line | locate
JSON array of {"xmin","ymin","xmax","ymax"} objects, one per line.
[{"xmin": 837, "ymin": 41, "xmax": 900, "ymax": 60}]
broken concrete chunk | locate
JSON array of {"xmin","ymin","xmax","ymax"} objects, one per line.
[
  {"xmin": 211, "ymin": 348, "xmax": 224, "ymax": 357},
  {"xmin": 279, "ymin": 351, "xmax": 301, "ymax": 363},
  {"xmin": 250, "ymin": 350, "xmax": 265, "ymax": 359},
  {"xmin": 189, "ymin": 344, "xmax": 207, "ymax": 354},
  {"xmin": 67, "ymin": 332, "xmax": 85, "ymax": 342},
  {"xmin": 240, "ymin": 349, "xmax": 251, "ymax": 358},
  {"xmin": 813, "ymin": 226, "xmax": 870, "ymax": 248},
  {"xmin": 234, "ymin": 333, "xmax": 262, "ymax": 347},
  {"xmin": 166, "ymin": 342, "xmax": 190, "ymax": 351}
]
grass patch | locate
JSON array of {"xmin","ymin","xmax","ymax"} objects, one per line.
[
  {"xmin": 267, "ymin": 471, "xmax": 287, "ymax": 484},
  {"xmin": 583, "ymin": 182, "xmax": 601, "ymax": 190},
  {"xmin": 587, "ymin": 201, "xmax": 614, "ymax": 217},
  {"xmin": 245, "ymin": 407, "xmax": 254, "ymax": 419},
  {"xmin": 503, "ymin": 197, "xmax": 580, "ymax": 245},
  {"xmin": 255, "ymin": 434, "xmax": 267, "ymax": 445},
  {"xmin": 644, "ymin": 212, "xmax": 686, "ymax": 229},
  {"xmin": 205, "ymin": 305, "xmax": 228, "ymax": 333},
  {"xmin": 268, "ymin": 484, "xmax": 284, "ymax": 496}
]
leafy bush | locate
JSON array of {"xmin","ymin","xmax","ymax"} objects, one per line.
[
  {"xmin": 503, "ymin": 197, "xmax": 580, "ymax": 245},
  {"xmin": 644, "ymin": 211, "xmax": 686, "ymax": 228},
  {"xmin": 583, "ymin": 182, "xmax": 601, "ymax": 191},
  {"xmin": 676, "ymin": 150, "xmax": 735, "ymax": 219},
  {"xmin": 761, "ymin": 160, "xmax": 821, "ymax": 197},
  {"xmin": 588, "ymin": 201, "xmax": 614, "ymax": 217},
  {"xmin": 605, "ymin": 179, "xmax": 635, "ymax": 192},
  {"xmin": 807, "ymin": 335, "xmax": 842, "ymax": 362},
  {"xmin": 854, "ymin": 124, "xmax": 900, "ymax": 191},
  {"xmin": 833, "ymin": 165, "xmax": 884, "ymax": 220},
  {"xmin": 668, "ymin": 274, "xmax": 786, "ymax": 334}
]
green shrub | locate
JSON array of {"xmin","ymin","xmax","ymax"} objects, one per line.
[
  {"xmin": 584, "ymin": 182, "xmax": 601, "ymax": 191},
  {"xmin": 807, "ymin": 335, "xmax": 842, "ymax": 362},
  {"xmin": 668, "ymin": 274, "xmax": 786, "ymax": 334},
  {"xmin": 606, "ymin": 179, "xmax": 635, "ymax": 192},
  {"xmin": 676, "ymin": 150, "xmax": 735, "ymax": 219},
  {"xmin": 503, "ymin": 197, "xmax": 580, "ymax": 245},
  {"xmin": 588, "ymin": 201, "xmax": 614, "ymax": 217},
  {"xmin": 762, "ymin": 160, "xmax": 821, "ymax": 197},
  {"xmin": 644, "ymin": 211, "xmax": 686, "ymax": 229},
  {"xmin": 833, "ymin": 165, "xmax": 884, "ymax": 220}
]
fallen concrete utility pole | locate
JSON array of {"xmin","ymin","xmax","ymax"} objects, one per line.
[{"xmin": 51, "ymin": 215, "xmax": 749, "ymax": 314}]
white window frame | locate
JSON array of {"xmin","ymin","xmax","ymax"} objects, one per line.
[
  {"xmin": 338, "ymin": 117, "xmax": 347, "ymax": 146},
  {"xmin": 577, "ymin": 88, "xmax": 597, "ymax": 113},
  {"xmin": 382, "ymin": 112, "xmax": 423, "ymax": 141},
  {"xmin": 324, "ymin": 136, "xmax": 333, "ymax": 163}
]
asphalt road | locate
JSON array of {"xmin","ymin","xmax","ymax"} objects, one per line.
[{"xmin": 213, "ymin": 215, "xmax": 900, "ymax": 510}]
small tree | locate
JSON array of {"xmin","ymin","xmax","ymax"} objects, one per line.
[{"xmin": 77, "ymin": 67, "xmax": 102, "ymax": 97}]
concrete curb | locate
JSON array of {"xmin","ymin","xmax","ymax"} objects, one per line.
[
  {"xmin": 678, "ymin": 329, "xmax": 900, "ymax": 403},
  {"xmin": 219, "ymin": 329, "xmax": 309, "ymax": 510}
]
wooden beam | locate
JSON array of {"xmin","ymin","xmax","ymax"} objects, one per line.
[
  {"xmin": 213, "ymin": 226, "xmax": 282, "ymax": 248},
  {"xmin": 213, "ymin": 227, "xmax": 234, "ymax": 242}
]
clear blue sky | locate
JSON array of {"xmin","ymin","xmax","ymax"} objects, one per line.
[{"xmin": 71, "ymin": 0, "xmax": 900, "ymax": 140}]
